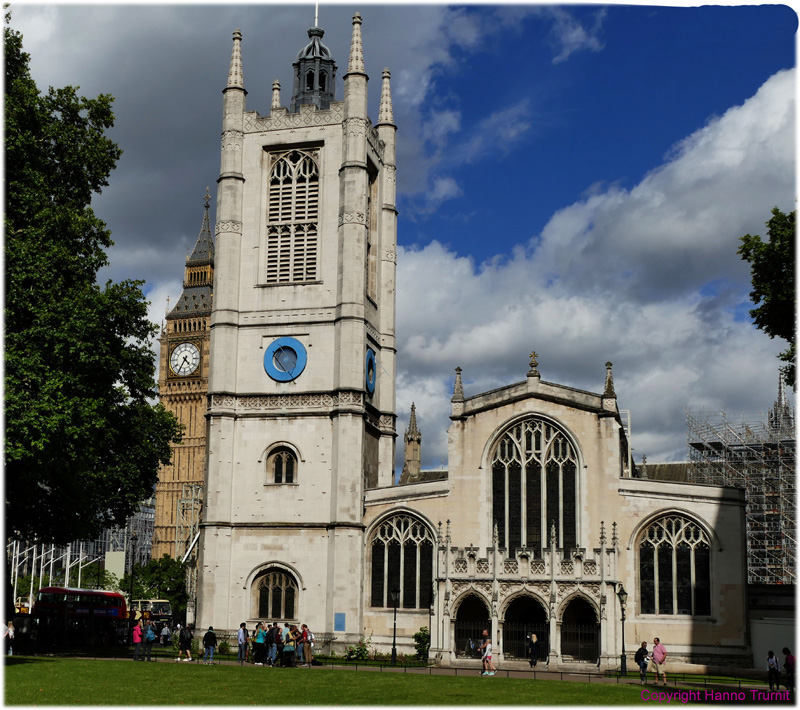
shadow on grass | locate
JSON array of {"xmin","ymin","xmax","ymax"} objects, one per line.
[{"xmin": 4, "ymin": 656, "xmax": 59, "ymax": 666}]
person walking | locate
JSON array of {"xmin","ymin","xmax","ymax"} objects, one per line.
[
  {"xmin": 160, "ymin": 623, "xmax": 171, "ymax": 647},
  {"xmin": 767, "ymin": 650, "xmax": 781, "ymax": 691},
  {"xmin": 634, "ymin": 641, "xmax": 650, "ymax": 684},
  {"xmin": 176, "ymin": 623, "xmax": 194, "ymax": 662},
  {"xmin": 782, "ymin": 647, "xmax": 795, "ymax": 692},
  {"xmin": 202, "ymin": 626, "xmax": 217, "ymax": 665},
  {"xmin": 143, "ymin": 621, "xmax": 157, "ymax": 661},
  {"xmin": 132, "ymin": 620, "xmax": 143, "ymax": 661},
  {"xmin": 237, "ymin": 622, "xmax": 248, "ymax": 665},
  {"xmin": 480, "ymin": 629, "xmax": 496, "ymax": 676},
  {"xmin": 528, "ymin": 633, "xmax": 539, "ymax": 668},
  {"xmin": 651, "ymin": 637, "xmax": 667, "ymax": 686}
]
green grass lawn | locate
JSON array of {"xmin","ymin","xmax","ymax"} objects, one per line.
[{"xmin": 5, "ymin": 656, "xmax": 648, "ymax": 705}]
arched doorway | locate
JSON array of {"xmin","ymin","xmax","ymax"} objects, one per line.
[
  {"xmin": 454, "ymin": 595, "xmax": 490, "ymax": 658},
  {"xmin": 502, "ymin": 596, "xmax": 548, "ymax": 661},
  {"xmin": 560, "ymin": 597, "xmax": 599, "ymax": 663}
]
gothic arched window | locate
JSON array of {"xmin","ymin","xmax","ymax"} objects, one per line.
[
  {"xmin": 370, "ymin": 514, "xmax": 434, "ymax": 609},
  {"xmin": 638, "ymin": 515, "xmax": 711, "ymax": 616},
  {"xmin": 490, "ymin": 418, "xmax": 578, "ymax": 556},
  {"xmin": 267, "ymin": 447, "xmax": 297, "ymax": 484},
  {"xmin": 254, "ymin": 568, "xmax": 298, "ymax": 620},
  {"xmin": 266, "ymin": 149, "xmax": 319, "ymax": 284}
]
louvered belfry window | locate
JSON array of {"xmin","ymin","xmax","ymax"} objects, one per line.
[{"xmin": 266, "ymin": 149, "xmax": 319, "ymax": 283}]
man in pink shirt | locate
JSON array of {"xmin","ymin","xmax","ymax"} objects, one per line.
[{"xmin": 651, "ymin": 637, "xmax": 667, "ymax": 685}]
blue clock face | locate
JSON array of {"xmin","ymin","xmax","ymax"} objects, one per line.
[
  {"xmin": 365, "ymin": 349, "xmax": 376, "ymax": 395},
  {"xmin": 264, "ymin": 337, "xmax": 307, "ymax": 382}
]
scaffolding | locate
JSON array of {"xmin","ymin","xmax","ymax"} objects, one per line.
[
  {"xmin": 687, "ymin": 372, "xmax": 795, "ymax": 585},
  {"xmin": 176, "ymin": 483, "xmax": 203, "ymax": 623}
]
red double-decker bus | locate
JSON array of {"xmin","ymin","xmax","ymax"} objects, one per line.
[{"xmin": 33, "ymin": 587, "xmax": 128, "ymax": 649}]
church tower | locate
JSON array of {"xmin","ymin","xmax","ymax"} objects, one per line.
[
  {"xmin": 197, "ymin": 14, "xmax": 397, "ymax": 642},
  {"xmin": 152, "ymin": 190, "xmax": 214, "ymax": 560}
]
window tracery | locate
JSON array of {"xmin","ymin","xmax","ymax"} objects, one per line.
[
  {"xmin": 267, "ymin": 447, "xmax": 297, "ymax": 484},
  {"xmin": 370, "ymin": 514, "xmax": 434, "ymax": 609},
  {"xmin": 254, "ymin": 568, "xmax": 298, "ymax": 620},
  {"xmin": 266, "ymin": 149, "xmax": 319, "ymax": 284},
  {"xmin": 490, "ymin": 418, "xmax": 578, "ymax": 556},
  {"xmin": 638, "ymin": 515, "xmax": 711, "ymax": 615}
]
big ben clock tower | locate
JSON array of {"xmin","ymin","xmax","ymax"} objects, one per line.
[{"xmin": 152, "ymin": 190, "xmax": 215, "ymax": 560}]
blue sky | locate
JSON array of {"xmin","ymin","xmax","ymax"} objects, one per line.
[{"xmin": 11, "ymin": 2, "xmax": 797, "ymax": 470}]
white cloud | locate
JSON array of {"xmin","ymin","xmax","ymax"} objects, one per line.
[
  {"xmin": 544, "ymin": 6, "xmax": 607, "ymax": 65},
  {"xmin": 395, "ymin": 68, "xmax": 795, "ymax": 470}
]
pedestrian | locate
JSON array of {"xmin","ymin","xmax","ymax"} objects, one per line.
[
  {"xmin": 634, "ymin": 641, "xmax": 649, "ymax": 684},
  {"xmin": 782, "ymin": 647, "xmax": 795, "ymax": 692},
  {"xmin": 767, "ymin": 650, "xmax": 781, "ymax": 691},
  {"xmin": 302, "ymin": 624, "xmax": 313, "ymax": 666},
  {"xmin": 253, "ymin": 622, "xmax": 266, "ymax": 665},
  {"xmin": 266, "ymin": 623, "xmax": 278, "ymax": 667},
  {"xmin": 296, "ymin": 623, "xmax": 305, "ymax": 663},
  {"xmin": 276, "ymin": 623, "xmax": 285, "ymax": 664},
  {"xmin": 480, "ymin": 629, "xmax": 496, "ymax": 676},
  {"xmin": 4, "ymin": 621, "xmax": 15, "ymax": 656},
  {"xmin": 143, "ymin": 620, "xmax": 157, "ymax": 661},
  {"xmin": 237, "ymin": 622, "xmax": 248, "ymax": 665},
  {"xmin": 160, "ymin": 623, "xmax": 171, "ymax": 647},
  {"xmin": 132, "ymin": 619, "xmax": 143, "ymax": 661},
  {"xmin": 651, "ymin": 637, "xmax": 667, "ymax": 686},
  {"xmin": 528, "ymin": 633, "xmax": 539, "ymax": 668},
  {"xmin": 176, "ymin": 623, "xmax": 193, "ymax": 662},
  {"xmin": 202, "ymin": 626, "xmax": 217, "ymax": 665},
  {"xmin": 282, "ymin": 623, "xmax": 296, "ymax": 667}
]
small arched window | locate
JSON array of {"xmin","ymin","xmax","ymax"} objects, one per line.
[
  {"xmin": 305, "ymin": 69, "xmax": 315, "ymax": 92},
  {"xmin": 370, "ymin": 514, "xmax": 434, "ymax": 609},
  {"xmin": 254, "ymin": 568, "xmax": 298, "ymax": 620},
  {"xmin": 267, "ymin": 447, "xmax": 297, "ymax": 484},
  {"xmin": 639, "ymin": 515, "xmax": 711, "ymax": 616}
]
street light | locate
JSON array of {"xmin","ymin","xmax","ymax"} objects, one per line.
[
  {"xmin": 389, "ymin": 587, "xmax": 400, "ymax": 666},
  {"xmin": 617, "ymin": 584, "xmax": 628, "ymax": 675}
]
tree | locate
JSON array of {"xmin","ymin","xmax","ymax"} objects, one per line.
[
  {"xmin": 119, "ymin": 556, "xmax": 188, "ymax": 619},
  {"xmin": 4, "ymin": 17, "xmax": 182, "ymax": 544},
  {"xmin": 738, "ymin": 207, "xmax": 796, "ymax": 389}
]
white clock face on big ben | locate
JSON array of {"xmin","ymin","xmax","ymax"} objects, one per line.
[{"xmin": 170, "ymin": 342, "xmax": 201, "ymax": 376}]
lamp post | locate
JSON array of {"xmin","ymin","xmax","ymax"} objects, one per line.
[
  {"xmin": 129, "ymin": 531, "xmax": 138, "ymax": 627},
  {"xmin": 390, "ymin": 587, "xmax": 400, "ymax": 666},
  {"xmin": 617, "ymin": 584, "xmax": 628, "ymax": 675}
]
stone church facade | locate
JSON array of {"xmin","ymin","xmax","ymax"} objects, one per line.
[{"xmin": 192, "ymin": 14, "xmax": 751, "ymax": 671}]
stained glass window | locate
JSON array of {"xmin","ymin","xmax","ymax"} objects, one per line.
[
  {"xmin": 489, "ymin": 418, "xmax": 578, "ymax": 557},
  {"xmin": 638, "ymin": 516, "xmax": 712, "ymax": 616},
  {"xmin": 369, "ymin": 515, "xmax": 435, "ymax": 609}
]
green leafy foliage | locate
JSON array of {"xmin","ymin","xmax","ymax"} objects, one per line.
[
  {"xmin": 344, "ymin": 636, "xmax": 372, "ymax": 661},
  {"xmin": 4, "ymin": 17, "xmax": 182, "ymax": 544},
  {"xmin": 738, "ymin": 207, "xmax": 796, "ymax": 387},
  {"xmin": 119, "ymin": 556, "xmax": 188, "ymax": 620},
  {"xmin": 413, "ymin": 626, "xmax": 430, "ymax": 660}
]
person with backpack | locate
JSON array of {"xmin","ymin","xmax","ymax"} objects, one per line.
[
  {"xmin": 202, "ymin": 626, "xmax": 217, "ymax": 665},
  {"xmin": 265, "ymin": 623, "xmax": 277, "ymax": 667},
  {"xmin": 176, "ymin": 623, "xmax": 194, "ymax": 662},
  {"xmin": 143, "ymin": 621, "xmax": 158, "ymax": 661}
]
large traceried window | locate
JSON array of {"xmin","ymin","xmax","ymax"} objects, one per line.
[
  {"xmin": 639, "ymin": 515, "xmax": 711, "ymax": 616},
  {"xmin": 490, "ymin": 417, "xmax": 578, "ymax": 557},
  {"xmin": 370, "ymin": 514, "xmax": 434, "ymax": 609},
  {"xmin": 255, "ymin": 568, "xmax": 298, "ymax": 620},
  {"xmin": 266, "ymin": 149, "xmax": 319, "ymax": 284}
]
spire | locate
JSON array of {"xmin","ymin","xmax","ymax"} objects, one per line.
[
  {"xmin": 347, "ymin": 12, "xmax": 365, "ymax": 75},
  {"xmin": 377, "ymin": 68, "xmax": 394, "ymax": 125},
  {"xmin": 452, "ymin": 367, "xmax": 464, "ymax": 402},
  {"xmin": 603, "ymin": 361, "xmax": 616, "ymax": 398},
  {"xmin": 406, "ymin": 402, "xmax": 421, "ymax": 442},
  {"xmin": 226, "ymin": 29, "xmax": 244, "ymax": 90},
  {"xmin": 188, "ymin": 188, "xmax": 215, "ymax": 265},
  {"xmin": 769, "ymin": 367, "xmax": 795, "ymax": 437},
  {"xmin": 290, "ymin": 21, "xmax": 337, "ymax": 112}
]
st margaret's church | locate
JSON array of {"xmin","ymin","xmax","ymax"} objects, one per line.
[{"xmin": 154, "ymin": 13, "xmax": 752, "ymax": 671}]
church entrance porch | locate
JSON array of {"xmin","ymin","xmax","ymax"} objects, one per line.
[
  {"xmin": 560, "ymin": 597, "xmax": 599, "ymax": 664},
  {"xmin": 501, "ymin": 595, "xmax": 548, "ymax": 662},
  {"xmin": 453, "ymin": 595, "xmax": 490, "ymax": 659}
]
